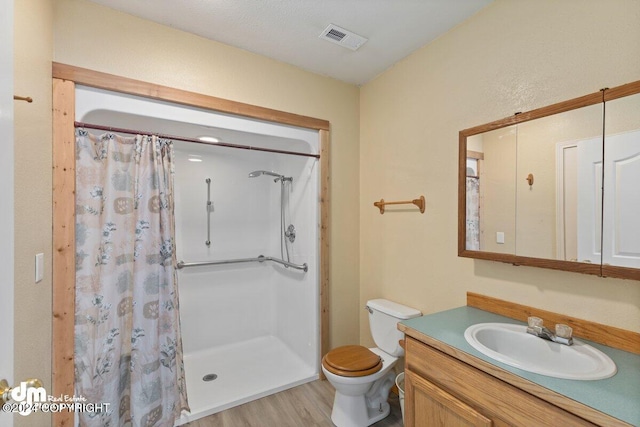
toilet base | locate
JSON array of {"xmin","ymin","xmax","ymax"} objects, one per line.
[{"xmin": 329, "ymin": 371, "xmax": 395, "ymax": 427}]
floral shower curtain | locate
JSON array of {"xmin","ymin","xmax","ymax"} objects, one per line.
[
  {"xmin": 75, "ymin": 130, "xmax": 189, "ymax": 426},
  {"xmin": 466, "ymin": 177, "xmax": 480, "ymax": 250}
]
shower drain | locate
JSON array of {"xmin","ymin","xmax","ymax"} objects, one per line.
[{"xmin": 202, "ymin": 374, "xmax": 218, "ymax": 382}]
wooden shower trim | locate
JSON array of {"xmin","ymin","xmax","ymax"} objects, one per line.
[
  {"xmin": 52, "ymin": 63, "xmax": 330, "ymax": 131},
  {"xmin": 52, "ymin": 64, "xmax": 331, "ymax": 426},
  {"xmin": 52, "ymin": 78, "xmax": 76, "ymax": 427}
]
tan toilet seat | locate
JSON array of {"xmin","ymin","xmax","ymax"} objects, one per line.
[{"xmin": 322, "ymin": 345, "xmax": 383, "ymax": 377}]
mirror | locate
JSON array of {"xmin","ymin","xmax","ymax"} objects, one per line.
[
  {"xmin": 515, "ymin": 103, "xmax": 603, "ymax": 262},
  {"xmin": 459, "ymin": 80, "xmax": 640, "ymax": 280},
  {"xmin": 465, "ymin": 126, "xmax": 516, "ymax": 254},
  {"xmin": 602, "ymin": 91, "xmax": 640, "ymax": 270}
]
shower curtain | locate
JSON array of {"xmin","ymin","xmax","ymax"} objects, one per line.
[
  {"xmin": 466, "ymin": 177, "xmax": 480, "ymax": 250},
  {"xmin": 75, "ymin": 130, "xmax": 189, "ymax": 426}
]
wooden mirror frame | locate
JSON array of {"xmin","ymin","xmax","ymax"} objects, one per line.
[{"xmin": 458, "ymin": 79, "xmax": 640, "ymax": 281}]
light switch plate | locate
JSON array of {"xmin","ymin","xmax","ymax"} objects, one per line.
[
  {"xmin": 496, "ymin": 232, "xmax": 505, "ymax": 244},
  {"xmin": 35, "ymin": 253, "xmax": 44, "ymax": 283}
]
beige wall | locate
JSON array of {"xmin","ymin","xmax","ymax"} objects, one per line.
[
  {"xmin": 14, "ymin": 1, "xmax": 53, "ymax": 426},
  {"xmin": 52, "ymin": 0, "xmax": 361, "ymax": 350},
  {"xmin": 359, "ymin": 0, "xmax": 640, "ymax": 345}
]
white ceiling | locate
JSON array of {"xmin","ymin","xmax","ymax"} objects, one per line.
[{"xmin": 88, "ymin": 0, "xmax": 493, "ymax": 86}]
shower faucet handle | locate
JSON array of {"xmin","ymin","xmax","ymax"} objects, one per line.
[{"xmin": 285, "ymin": 224, "xmax": 296, "ymax": 243}]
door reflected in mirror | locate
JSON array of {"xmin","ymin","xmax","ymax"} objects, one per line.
[{"xmin": 603, "ymin": 92, "xmax": 640, "ymax": 269}]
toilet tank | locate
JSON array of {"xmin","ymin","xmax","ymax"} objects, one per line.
[{"xmin": 367, "ymin": 299, "xmax": 421, "ymax": 357}]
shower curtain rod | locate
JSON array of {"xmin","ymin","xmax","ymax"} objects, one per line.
[
  {"xmin": 176, "ymin": 255, "xmax": 308, "ymax": 272},
  {"xmin": 74, "ymin": 121, "xmax": 320, "ymax": 159}
]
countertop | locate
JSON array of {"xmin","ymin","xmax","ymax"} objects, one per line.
[{"xmin": 399, "ymin": 306, "xmax": 640, "ymax": 426}]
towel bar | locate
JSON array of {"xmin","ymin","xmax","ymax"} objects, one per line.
[{"xmin": 373, "ymin": 195, "xmax": 425, "ymax": 214}]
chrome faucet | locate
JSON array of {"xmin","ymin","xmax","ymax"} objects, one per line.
[{"xmin": 526, "ymin": 317, "xmax": 573, "ymax": 346}]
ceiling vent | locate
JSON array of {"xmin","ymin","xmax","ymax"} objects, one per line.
[{"xmin": 319, "ymin": 24, "xmax": 368, "ymax": 51}]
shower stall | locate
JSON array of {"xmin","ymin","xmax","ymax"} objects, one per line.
[{"xmin": 75, "ymin": 86, "xmax": 321, "ymax": 424}]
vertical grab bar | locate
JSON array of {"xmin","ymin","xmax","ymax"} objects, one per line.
[{"xmin": 205, "ymin": 178, "xmax": 212, "ymax": 246}]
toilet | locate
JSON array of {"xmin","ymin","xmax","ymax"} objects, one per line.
[{"xmin": 322, "ymin": 299, "xmax": 421, "ymax": 427}]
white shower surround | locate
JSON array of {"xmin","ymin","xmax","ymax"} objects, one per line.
[{"xmin": 76, "ymin": 86, "xmax": 321, "ymax": 424}]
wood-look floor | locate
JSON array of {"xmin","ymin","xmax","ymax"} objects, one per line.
[{"xmin": 184, "ymin": 379, "xmax": 404, "ymax": 427}]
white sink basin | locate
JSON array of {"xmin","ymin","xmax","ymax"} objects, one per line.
[{"xmin": 464, "ymin": 323, "xmax": 617, "ymax": 380}]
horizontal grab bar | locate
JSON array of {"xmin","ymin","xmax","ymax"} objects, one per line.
[{"xmin": 176, "ymin": 255, "xmax": 308, "ymax": 272}]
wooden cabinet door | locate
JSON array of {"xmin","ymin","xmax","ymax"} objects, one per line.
[{"xmin": 407, "ymin": 370, "xmax": 492, "ymax": 427}]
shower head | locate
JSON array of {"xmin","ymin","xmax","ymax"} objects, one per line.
[
  {"xmin": 248, "ymin": 170, "xmax": 293, "ymax": 183},
  {"xmin": 248, "ymin": 170, "xmax": 281, "ymax": 178}
]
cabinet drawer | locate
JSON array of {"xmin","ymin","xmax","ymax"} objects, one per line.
[{"xmin": 405, "ymin": 337, "xmax": 595, "ymax": 427}]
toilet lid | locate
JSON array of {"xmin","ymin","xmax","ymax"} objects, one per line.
[{"xmin": 322, "ymin": 345, "xmax": 383, "ymax": 377}]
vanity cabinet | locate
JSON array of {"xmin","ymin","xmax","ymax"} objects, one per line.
[{"xmin": 404, "ymin": 337, "xmax": 596, "ymax": 427}]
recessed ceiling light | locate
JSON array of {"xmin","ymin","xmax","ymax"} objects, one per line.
[
  {"xmin": 188, "ymin": 155, "xmax": 203, "ymax": 162},
  {"xmin": 198, "ymin": 136, "xmax": 220, "ymax": 143}
]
